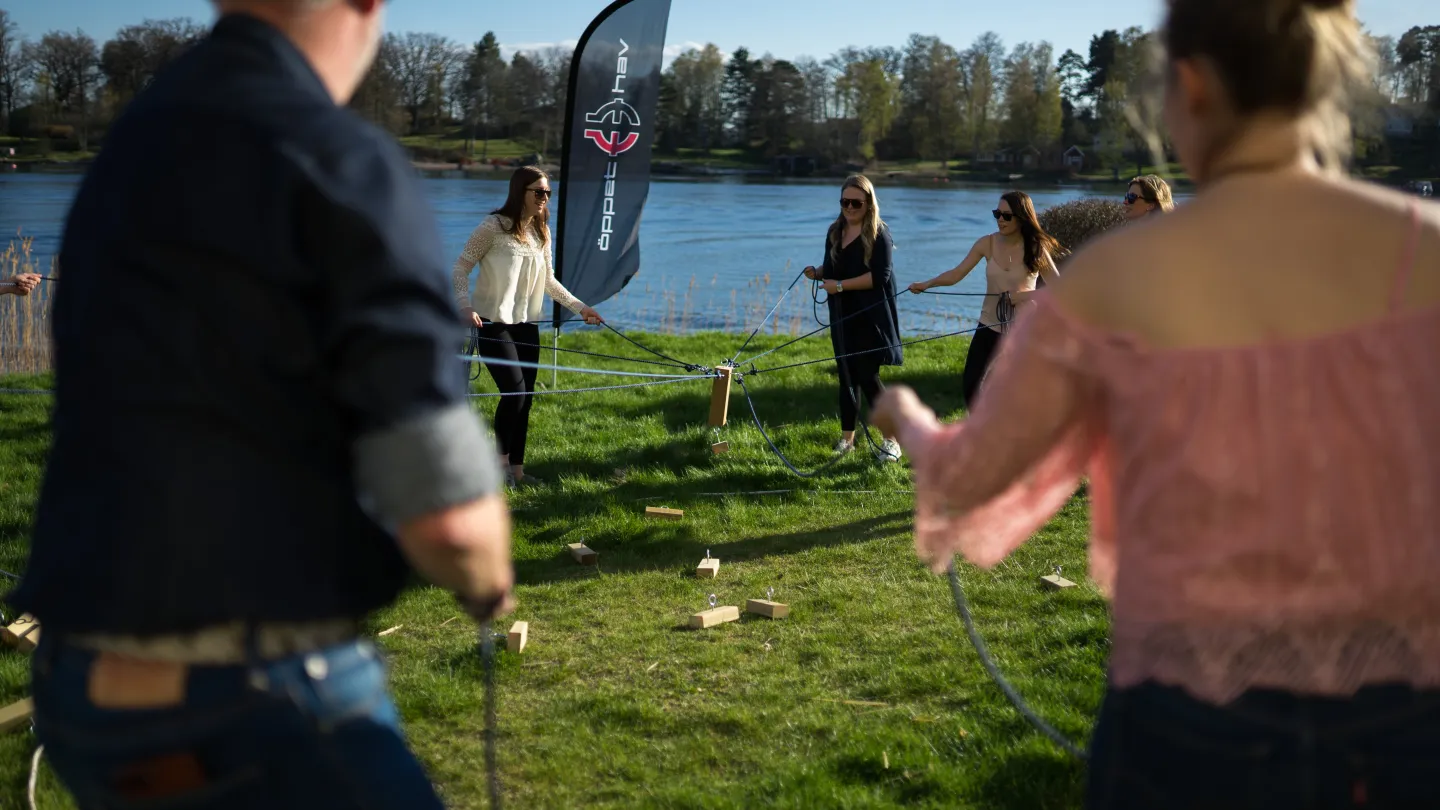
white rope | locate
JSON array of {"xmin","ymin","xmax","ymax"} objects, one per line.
[
  {"xmin": 456, "ymin": 354, "xmax": 710, "ymax": 380},
  {"xmin": 28, "ymin": 744, "xmax": 42, "ymax": 810},
  {"xmin": 467, "ymin": 376, "xmax": 705, "ymax": 398}
]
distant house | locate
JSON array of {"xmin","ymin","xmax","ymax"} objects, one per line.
[
  {"xmin": 1062, "ymin": 145, "xmax": 1086, "ymax": 171},
  {"xmin": 1384, "ymin": 106, "xmax": 1416, "ymax": 138},
  {"xmin": 978, "ymin": 146, "xmax": 1042, "ymax": 169},
  {"xmin": 973, "ymin": 148, "xmax": 1007, "ymax": 165}
]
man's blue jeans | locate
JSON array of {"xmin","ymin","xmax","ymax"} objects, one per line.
[{"xmin": 30, "ymin": 635, "xmax": 447, "ymax": 809}]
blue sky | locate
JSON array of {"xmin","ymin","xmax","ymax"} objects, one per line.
[{"xmin": 2, "ymin": 0, "xmax": 1425, "ymax": 65}]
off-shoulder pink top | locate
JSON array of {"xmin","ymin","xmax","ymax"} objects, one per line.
[{"xmin": 911, "ymin": 205, "xmax": 1439, "ymax": 705}]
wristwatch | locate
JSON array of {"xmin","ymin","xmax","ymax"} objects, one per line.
[{"xmin": 835, "ymin": 280, "xmax": 844, "ymax": 293}]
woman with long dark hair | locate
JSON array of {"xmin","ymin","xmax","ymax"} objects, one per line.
[
  {"xmin": 803, "ymin": 175, "xmax": 904, "ymax": 460},
  {"xmin": 452, "ymin": 166, "xmax": 602, "ymax": 488},
  {"xmin": 875, "ymin": 0, "xmax": 1440, "ymax": 805},
  {"xmin": 907, "ymin": 191, "xmax": 1061, "ymax": 409}
]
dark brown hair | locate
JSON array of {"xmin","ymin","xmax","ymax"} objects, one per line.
[
  {"xmin": 490, "ymin": 165, "xmax": 550, "ymax": 247},
  {"xmin": 1162, "ymin": 0, "xmax": 1371, "ymax": 173},
  {"xmin": 1000, "ymin": 191, "xmax": 1062, "ymax": 274}
]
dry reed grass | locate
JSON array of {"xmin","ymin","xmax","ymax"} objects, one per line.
[{"xmin": 1, "ymin": 233, "xmax": 57, "ymax": 376}]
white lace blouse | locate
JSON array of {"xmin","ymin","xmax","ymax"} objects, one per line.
[{"xmin": 451, "ymin": 215, "xmax": 585, "ymax": 325}]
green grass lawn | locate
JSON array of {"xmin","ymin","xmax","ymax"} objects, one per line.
[
  {"xmin": 398, "ymin": 134, "xmax": 535, "ymax": 159},
  {"xmin": 0, "ymin": 331, "xmax": 1107, "ymax": 808}
]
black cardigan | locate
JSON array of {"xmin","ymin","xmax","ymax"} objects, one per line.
[{"xmin": 821, "ymin": 223, "xmax": 903, "ymax": 367}]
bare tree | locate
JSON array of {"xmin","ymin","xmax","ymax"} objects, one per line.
[
  {"xmin": 28, "ymin": 30, "xmax": 101, "ymax": 150},
  {"xmin": 100, "ymin": 18, "xmax": 205, "ymax": 107},
  {"xmin": 0, "ymin": 9, "xmax": 31, "ymax": 134},
  {"xmin": 350, "ymin": 35, "xmax": 404, "ymax": 133},
  {"xmin": 386, "ymin": 32, "xmax": 459, "ymax": 134}
]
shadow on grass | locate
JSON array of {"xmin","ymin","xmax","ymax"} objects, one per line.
[
  {"xmin": 973, "ymin": 748, "xmax": 1089, "ymax": 809},
  {"xmin": 517, "ymin": 367, "xmax": 970, "ymax": 487},
  {"xmin": 589, "ymin": 366, "xmax": 968, "ymax": 436},
  {"xmin": 511, "ymin": 509, "xmax": 914, "ymax": 586}
]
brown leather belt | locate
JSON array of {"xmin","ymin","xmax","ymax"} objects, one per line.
[{"xmin": 69, "ymin": 618, "xmax": 362, "ymax": 666}]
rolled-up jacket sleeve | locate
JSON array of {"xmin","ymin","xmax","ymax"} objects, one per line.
[{"xmin": 296, "ymin": 134, "xmax": 503, "ymax": 527}]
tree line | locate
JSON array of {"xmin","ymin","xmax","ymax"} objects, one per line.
[{"xmin": 0, "ymin": 9, "xmax": 1436, "ymax": 171}]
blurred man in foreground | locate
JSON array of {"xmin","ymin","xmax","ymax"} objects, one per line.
[{"xmin": 7, "ymin": 1, "xmax": 512, "ymax": 806}]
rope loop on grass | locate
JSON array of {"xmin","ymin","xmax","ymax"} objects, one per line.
[{"xmin": 945, "ymin": 560, "xmax": 1088, "ymax": 760}]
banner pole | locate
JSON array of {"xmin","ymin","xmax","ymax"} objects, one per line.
[{"xmin": 552, "ymin": 328, "xmax": 559, "ymax": 388}]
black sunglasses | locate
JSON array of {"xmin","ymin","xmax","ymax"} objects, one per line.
[
  {"xmin": 1123, "ymin": 192, "xmax": 1141, "ymax": 205},
  {"xmin": 530, "ymin": 188, "xmax": 552, "ymax": 200},
  {"xmin": 991, "ymin": 209, "xmax": 1014, "ymax": 222},
  {"xmin": 840, "ymin": 197, "xmax": 866, "ymax": 210}
]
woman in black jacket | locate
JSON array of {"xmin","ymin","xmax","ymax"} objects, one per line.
[{"xmin": 804, "ymin": 174, "xmax": 904, "ymax": 461}]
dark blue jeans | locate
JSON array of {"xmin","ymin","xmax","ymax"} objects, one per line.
[
  {"xmin": 1088, "ymin": 681, "xmax": 1440, "ymax": 809},
  {"xmin": 31, "ymin": 636, "xmax": 447, "ymax": 809}
]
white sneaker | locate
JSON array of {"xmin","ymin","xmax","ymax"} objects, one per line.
[
  {"xmin": 833, "ymin": 438, "xmax": 854, "ymax": 455},
  {"xmin": 878, "ymin": 438, "xmax": 903, "ymax": 462}
]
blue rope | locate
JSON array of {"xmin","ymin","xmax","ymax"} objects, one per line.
[
  {"xmin": 733, "ymin": 293, "xmax": 898, "ymax": 368},
  {"xmin": 465, "ymin": 328, "xmax": 690, "ymax": 370},
  {"xmin": 600, "ymin": 322, "xmax": 707, "ymax": 372},
  {"xmin": 747, "ymin": 321, "xmax": 1007, "ymax": 377},
  {"xmin": 729, "ymin": 267, "xmax": 807, "ymax": 364},
  {"xmin": 734, "ymin": 376, "xmax": 855, "ymax": 478},
  {"xmin": 945, "ymin": 559, "xmax": 1088, "ymax": 760}
]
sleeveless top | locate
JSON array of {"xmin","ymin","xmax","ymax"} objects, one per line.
[{"xmin": 912, "ymin": 204, "xmax": 1439, "ymax": 704}]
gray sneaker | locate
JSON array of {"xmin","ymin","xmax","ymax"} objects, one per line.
[
  {"xmin": 878, "ymin": 438, "xmax": 903, "ymax": 462},
  {"xmin": 512, "ymin": 473, "xmax": 544, "ymax": 489},
  {"xmin": 833, "ymin": 438, "xmax": 855, "ymax": 455}
]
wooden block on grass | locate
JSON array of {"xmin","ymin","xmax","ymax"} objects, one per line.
[
  {"xmin": 1040, "ymin": 574, "xmax": 1076, "ymax": 590},
  {"xmin": 567, "ymin": 543, "xmax": 598, "ymax": 565},
  {"xmin": 507, "ymin": 621, "xmax": 528, "ymax": 653},
  {"xmin": 746, "ymin": 599, "xmax": 789, "ymax": 619},
  {"xmin": 689, "ymin": 605, "xmax": 740, "ymax": 629},
  {"xmin": 646, "ymin": 506, "xmax": 684, "ymax": 520},
  {"xmin": 0, "ymin": 698, "xmax": 33, "ymax": 734},
  {"xmin": 708, "ymin": 366, "xmax": 734, "ymax": 427},
  {"xmin": 711, "ymin": 441, "xmax": 729, "ymax": 454},
  {"xmin": 1, "ymin": 614, "xmax": 39, "ymax": 651},
  {"xmin": 695, "ymin": 557, "xmax": 719, "ymax": 578}
]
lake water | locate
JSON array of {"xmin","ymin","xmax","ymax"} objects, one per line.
[{"xmin": 0, "ymin": 171, "xmax": 1152, "ymax": 335}]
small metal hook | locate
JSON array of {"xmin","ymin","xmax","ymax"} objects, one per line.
[{"xmin": 708, "ymin": 594, "xmax": 717, "ymax": 609}]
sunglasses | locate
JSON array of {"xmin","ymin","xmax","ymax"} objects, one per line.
[
  {"xmin": 1123, "ymin": 192, "xmax": 1141, "ymax": 205},
  {"xmin": 840, "ymin": 198, "xmax": 866, "ymax": 210},
  {"xmin": 991, "ymin": 209, "xmax": 1014, "ymax": 222},
  {"xmin": 530, "ymin": 188, "xmax": 552, "ymax": 200}
]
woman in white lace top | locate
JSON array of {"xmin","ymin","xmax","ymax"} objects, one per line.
[{"xmin": 452, "ymin": 166, "xmax": 603, "ymax": 488}]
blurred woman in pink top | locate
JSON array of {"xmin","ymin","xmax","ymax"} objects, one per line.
[{"xmin": 873, "ymin": 0, "xmax": 1440, "ymax": 806}]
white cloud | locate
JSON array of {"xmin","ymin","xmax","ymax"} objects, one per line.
[{"xmin": 500, "ymin": 40, "xmax": 580, "ymax": 60}]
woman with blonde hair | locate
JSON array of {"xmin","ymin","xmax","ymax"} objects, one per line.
[
  {"xmin": 875, "ymin": 0, "xmax": 1440, "ymax": 805},
  {"xmin": 803, "ymin": 175, "xmax": 904, "ymax": 460},
  {"xmin": 1123, "ymin": 174, "xmax": 1175, "ymax": 220},
  {"xmin": 907, "ymin": 190, "xmax": 1061, "ymax": 409},
  {"xmin": 452, "ymin": 166, "xmax": 603, "ymax": 488}
]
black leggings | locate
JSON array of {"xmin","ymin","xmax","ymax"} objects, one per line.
[
  {"xmin": 961, "ymin": 325, "xmax": 1003, "ymax": 411},
  {"xmin": 837, "ymin": 354, "xmax": 884, "ymax": 433},
  {"xmin": 474, "ymin": 322, "xmax": 540, "ymax": 466}
]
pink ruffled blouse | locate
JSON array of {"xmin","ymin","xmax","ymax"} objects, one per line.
[{"xmin": 910, "ymin": 206, "xmax": 1440, "ymax": 705}]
